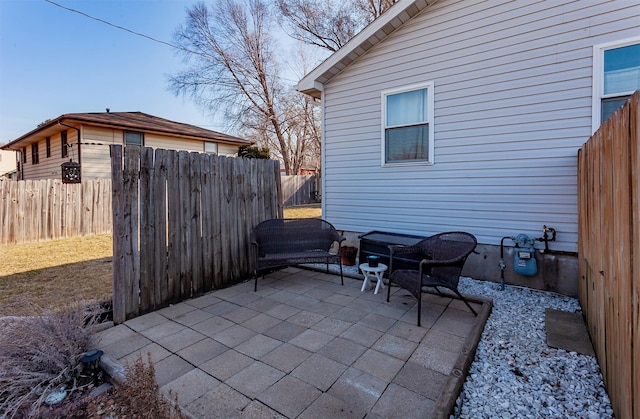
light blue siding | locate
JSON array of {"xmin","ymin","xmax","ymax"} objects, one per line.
[{"xmin": 320, "ymin": 0, "xmax": 640, "ymax": 252}]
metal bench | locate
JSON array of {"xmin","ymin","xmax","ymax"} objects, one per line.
[{"xmin": 251, "ymin": 218, "xmax": 345, "ymax": 291}]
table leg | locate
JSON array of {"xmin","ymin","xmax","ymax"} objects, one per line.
[
  {"xmin": 361, "ymin": 272, "xmax": 370, "ymax": 292},
  {"xmin": 374, "ymin": 272, "xmax": 386, "ymax": 294}
]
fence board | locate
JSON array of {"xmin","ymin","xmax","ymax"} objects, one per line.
[
  {"xmin": 153, "ymin": 148, "xmax": 169, "ymax": 307},
  {"xmin": 578, "ymin": 90, "xmax": 638, "ymax": 419},
  {"xmin": 110, "ymin": 145, "xmax": 126, "ymax": 324},
  {"xmin": 139, "ymin": 147, "xmax": 154, "ymax": 313}
]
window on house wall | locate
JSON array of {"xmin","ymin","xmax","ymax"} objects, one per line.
[
  {"xmin": 21, "ymin": 147, "xmax": 27, "ymax": 163},
  {"xmin": 125, "ymin": 131, "xmax": 144, "ymax": 146},
  {"xmin": 46, "ymin": 137, "xmax": 51, "ymax": 157},
  {"xmin": 382, "ymin": 82, "xmax": 434, "ymax": 165},
  {"xmin": 31, "ymin": 143, "xmax": 39, "ymax": 165},
  {"xmin": 61, "ymin": 131, "xmax": 68, "ymax": 158},
  {"xmin": 204, "ymin": 142, "xmax": 218, "ymax": 155},
  {"xmin": 593, "ymin": 37, "xmax": 640, "ymax": 131}
]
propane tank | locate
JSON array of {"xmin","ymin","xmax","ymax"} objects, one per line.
[{"xmin": 513, "ymin": 233, "xmax": 537, "ymax": 276}]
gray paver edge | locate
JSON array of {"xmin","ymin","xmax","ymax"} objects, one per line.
[{"xmin": 432, "ymin": 296, "xmax": 493, "ymax": 419}]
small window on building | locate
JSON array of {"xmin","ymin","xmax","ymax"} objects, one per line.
[
  {"xmin": 31, "ymin": 143, "xmax": 39, "ymax": 165},
  {"xmin": 204, "ymin": 142, "xmax": 218, "ymax": 155},
  {"xmin": 46, "ymin": 137, "xmax": 51, "ymax": 157},
  {"xmin": 21, "ymin": 147, "xmax": 27, "ymax": 163},
  {"xmin": 382, "ymin": 82, "xmax": 434, "ymax": 165},
  {"xmin": 125, "ymin": 131, "xmax": 144, "ymax": 146},
  {"xmin": 593, "ymin": 37, "xmax": 640, "ymax": 131},
  {"xmin": 61, "ymin": 131, "xmax": 68, "ymax": 158}
]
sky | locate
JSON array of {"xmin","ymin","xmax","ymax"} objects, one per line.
[{"xmin": 0, "ymin": 0, "xmax": 303, "ymax": 145}]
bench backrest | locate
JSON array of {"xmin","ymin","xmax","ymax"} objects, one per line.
[{"xmin": 253, "ymin": 218, "xmax": 341, "ymax": 256}]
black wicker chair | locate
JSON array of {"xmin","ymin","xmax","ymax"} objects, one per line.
[
  {"xmin": 386, "ymin": 231, "xmax": 478, "ymax": 326},
  {"xmin": 251, "ymin": 218, "xmax": 345, "ymax": 291}
]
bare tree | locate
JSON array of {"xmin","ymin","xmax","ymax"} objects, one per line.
[
  {"xmin": 170, "ymin": 0, "xmax": 317, "ymax": 174},
  {"xmin": 276, "ymin": 0, "xmax": 398, "ymax": 52}
]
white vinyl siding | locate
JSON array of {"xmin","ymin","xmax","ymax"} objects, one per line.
[
  {"xmin": 320, "ymin": 0, "xmax": 640, "ymax": 253},
  {"xmin": 21, "ymin": 131, "xmax": 78, "ymax": 180},
  {"xmin": 217, "ymin": 143, "xmax": 239, "ymax": 157}
]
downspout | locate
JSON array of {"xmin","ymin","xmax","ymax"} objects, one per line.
[{"xmin": 59, "ymin": 122, "xmax": 81, "ymax": 165}]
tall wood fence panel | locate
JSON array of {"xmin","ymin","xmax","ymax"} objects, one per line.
[
  {"xmin": 111, "ymin": 145, "xmax": 282, "ymax": 323},
  {"xmin": 578, "ymin": 90, "xmax": 639, "ymax": 419},
  {"xmin": 281, "ymin": 175, "xmax": 319, "ymax": 207},
  {"xmin": 0, "ymin": 178, "xmax": 112, "ymax": 245}
]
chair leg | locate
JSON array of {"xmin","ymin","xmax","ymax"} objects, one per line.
[
  {"xmin": 339, "ymin": 261, "xmax": 344, "ymax": 285},
  {"xmin": 417, "ymin": 287, "xmax": 422, "ymax": 327},
  {"xmin": 453, "ymin": 289, "xmax": 478, "ymax": 316},
  {"xmin": 386, "ymin": 277, "xmax": 392, "ymax": 302},
  {"xmin": 254, "ymin": 270, "xmax": 258, "ymax": 292}
]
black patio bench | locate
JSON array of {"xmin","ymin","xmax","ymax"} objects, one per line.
[{"xmin": 250, "ymin": 218, "xmax": 346, "ymax": 291}]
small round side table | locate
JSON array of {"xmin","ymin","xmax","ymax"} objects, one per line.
[{"xmin": 359, "ymin": 263, "xmax": 388, "ymax": 295}]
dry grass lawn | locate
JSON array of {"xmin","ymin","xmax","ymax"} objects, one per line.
[{"xmin": 0, "ymin": 205, "xmax": 322, "ymax": 316}]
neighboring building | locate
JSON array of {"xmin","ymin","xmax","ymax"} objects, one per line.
[
  {"xmin": 0, "ymin": 150, "xmax": 17, "ymax": 178},
  {"xmin": 297, "ymin": 0, "xmax": 640, "ymax": 295},
  {"xmin": 1, "ymin": 112, "xmax": 250, "ymax": 180}
]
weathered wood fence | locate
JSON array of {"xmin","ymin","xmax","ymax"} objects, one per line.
[
  {"xmin": 578, "ymin": 90, "xmax": 639, "ymax": 419},
  {"xmin": 0, "ymin": 178, "xmax": 112, "ymax": 245},
  {"xmin": 281, "ymin": 174, "xmax": 320, "ymax": 206},
  {"xmin": 111, "ymin": 145, "xmax": 281, "ymax": 323}
]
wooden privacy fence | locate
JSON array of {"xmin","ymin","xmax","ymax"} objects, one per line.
[
  {"xmin": 578, "ymin": 90, "xmax": 639, "ymax": 419},
  {"xmin": 111, "ymin": 145, "xmax": 281, "ymax": 323},
  {"xmin": 281, "ymin": 174, "xmax": 320, "ymax": 206},
  {"xmin": 0, "ymin": 178, "xmax": 112, "ymax": 245}
]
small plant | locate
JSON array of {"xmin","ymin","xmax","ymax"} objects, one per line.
[
  {"xmin": 0, "ymin": 303, "xmax": 101, "ymax": 417},
  {"xmin": 88, "ymin": 353, "xmax": 185, "ymax": 419}
]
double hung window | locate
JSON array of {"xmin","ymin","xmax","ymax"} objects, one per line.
[
  {"xmin": 382, "ymin": 82, "xmax": 434, "ymax": 165},
  {"xmin": 125, "ymin": 131, "xmax": 144, "ymax": 146},
  {"xmin": 31, "ymin": 143, "xmax": 39, "ymax": 164},
  {"xmin": 61, "ymin": 131, "xmax": 68, "ymax": 158},
  {"xmin": 204, "ymin": 142, "xmax": 218, "ymax": 155},
  {"xmin": 593, "ymin": 38, "xmax": 640, "ymax": 131}
]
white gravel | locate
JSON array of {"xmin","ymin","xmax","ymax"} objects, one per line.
[
  {"xmin": 453, "ymin": 277, "xmax": 613, "ymax": 419},
  {"xmin": 310, "ymin": 262, "xmax": 614, "ymax": 418}
]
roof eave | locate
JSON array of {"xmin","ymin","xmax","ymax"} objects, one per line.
[{"xmin": 297, "ymin": 0, "xmax": 438, "ymax": 98}]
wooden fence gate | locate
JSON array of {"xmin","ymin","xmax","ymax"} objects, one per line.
[
  {"xmin": 111, "ymin": 145, "xmax": 281, "ymax": 323},
  {"xmin": 578, "ymin": 90, "xmax": 639, "ymax": 419}
]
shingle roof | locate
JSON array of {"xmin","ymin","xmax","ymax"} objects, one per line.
[{"xmin": 2, "ymin": 111, "xmax": 248, "ymax": 149}]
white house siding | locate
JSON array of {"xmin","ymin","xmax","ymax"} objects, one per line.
[
  {"xmin": 22, "ymin": 130, "xmax": 77, "ymax": 180},
  {"xmin": 145, "ymin": 134, "xmax": 203, "ymax": 152},
  {"xmin": 321, "ymin": 0, "xmax": 639, "ymax": 253},
  {"xmin": 80, "ymin": 128, "xmax": 241, "ymax": 179},
  {"xmin": 0, "ymin": 150, "xmax": 16, "ymax": 176},
  {"xmin": 218, "ymin": 143, "xmax": 239, "ymax": 157},
  {"xmin": 81, "ymin": 126, "xmax": 122, "ymax": 179}
]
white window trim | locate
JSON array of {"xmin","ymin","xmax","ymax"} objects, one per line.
[
  {"xmin": 592, "ymin": 36, "xmax": 640, "ymax": 134},
  {"xmin": 204, "ymin": 141, "xmax": 218, "ymax": 155},
  {"xmin": 381, "ymin": 81, "xmax": 435, "ymax": 167}
]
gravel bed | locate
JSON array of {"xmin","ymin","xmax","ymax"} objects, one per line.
[
  {"xmin": 307, "ymin": 262, "xmax": 614, "ymax": 418},
  {"xmin": 454, "ymin": 277, "xmax": 613, "ymax": 419}
]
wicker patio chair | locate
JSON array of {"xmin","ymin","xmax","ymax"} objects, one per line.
[{"xmin": 386, "ymin": 231, "xmax": 478, "ymax": 326}]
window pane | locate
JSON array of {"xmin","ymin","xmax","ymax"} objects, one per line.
[
  {"xmin": 386, "ymin": 88, "xmax": 427, "ymax": 126},
  {"xmin": 204, "ymin": 142, "xmax": 218, "ymax": 154},
  {"xmin": 601, "ymin": 97, "xmax": 629, "ymax": 123},
  {"xmin": 125, "ymin": 132, "xmax": 143, "ymax": 146},
  {"xmin": 604, "ymin": 43, "xmax": 640, "ymax": 95},
  {"xmin": 385, "ymin": 125, "xmax": 429, "ymax": 162}
]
